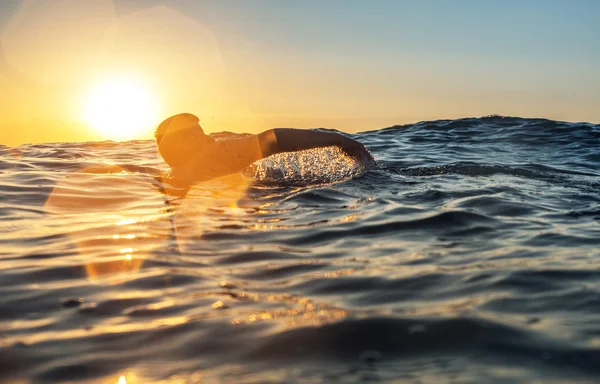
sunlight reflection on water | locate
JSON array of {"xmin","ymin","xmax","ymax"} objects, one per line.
[
  {"xmin": 44, "ymin": 166, "xmax": 157, "ymax": 281},
  {"xmin": 3, "ymin": 118, "xmax": 600, "ymax": 383}
]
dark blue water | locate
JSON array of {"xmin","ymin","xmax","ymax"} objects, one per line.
[{"xmin": 1, "ymin": 116, "xmax": 599, "ymax": 383}]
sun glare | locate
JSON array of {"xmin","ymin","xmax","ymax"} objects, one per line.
[{"xmin": 82, "ymin": 77, "xmax": 160, "ymax": 140}]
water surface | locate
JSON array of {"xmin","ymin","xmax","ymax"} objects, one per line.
[{"xmin": 1, "ymin": 116, "xmax": 599, "ymax": 383}]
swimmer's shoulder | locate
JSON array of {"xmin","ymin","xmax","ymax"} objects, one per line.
[{"xmin": 211, "ymin": 134, "xmax": 266, "ymax": 169}]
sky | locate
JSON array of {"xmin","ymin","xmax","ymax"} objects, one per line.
[{"xmin": 0, "ymin": 0, "xmax": 599, "ymax": 145}]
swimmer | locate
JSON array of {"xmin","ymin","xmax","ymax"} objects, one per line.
[{"xmin": 155, "ymin": 113, "xmax": 375, "ymax": 182}]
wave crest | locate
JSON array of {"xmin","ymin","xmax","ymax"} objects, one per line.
[{"xmin": 247, "ymin": 146, "xmax": 374, "ymax": 186}]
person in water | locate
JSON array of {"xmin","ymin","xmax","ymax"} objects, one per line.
[{"xmin": 155, "ymin": 113, "xmax": 375, "ymax": 182}]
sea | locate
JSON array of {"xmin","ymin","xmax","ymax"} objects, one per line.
[{"xmin": 1, "ymin": 115, "xmax": 599, "ymax": 384}]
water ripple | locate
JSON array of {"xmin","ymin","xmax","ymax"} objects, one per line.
[{"xmin": 1, "ymin": 116, "xmax": 599, "ymax": 383}]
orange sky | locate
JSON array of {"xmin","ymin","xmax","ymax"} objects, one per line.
[
  {"xmin": 1, "ymin": 0, "xmax": 598, "ymax": 146},
  {"xmin": 0, "ymin": 1, "xmax": 243, "ymax": 145}
]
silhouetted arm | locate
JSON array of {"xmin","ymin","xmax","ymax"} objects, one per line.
[{"xmin": 258, "ymin": 128, "xmax": 374, "ymax": 163}]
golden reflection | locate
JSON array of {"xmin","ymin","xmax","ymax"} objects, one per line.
[
  {"xmin": 44, "ymin": 160, "xmax": 257, "ymax": 282},
  {"xmin": 404, "ymin": 295, "xmax": 497, "ymax": 317},
  {"xmin": 342, "ymin": 214, "xmax": 358, "ymax": 222},
  {"xmin": 250, "ymin": 211, "xmax": 358, "ymax": 231},
  {"xmin": 185, "ymin": 172, "xmax": 251, "ymax": 202},
  {"xmin": 45, "ymin": 165, "xmax": 145, "ymax": 214},
  {"xmin": 319, "ymin": 268, "xmax": 358, "ymax": 279},
  {"xmin": 173, "ymin": 171, "xmax": 252, "ymax": 252},
  {"xmin": 117, "ymin": 219, "xmax": 137, "ymax": 226},
  {"xmin": 84, "ymin": 256, "xmax": 143, "ymax": 281},
  {"xmin": 1, "ymin": 315, "xmax": 189, "ymax": 346},
  {"xmin": 224, "ymin": 291, "xmax": 348, "ymax": 328},
  {"xmin": 43, "ymin": 165, "xmax": 165, "ymax": 281},
  {"xmin": 9, "ymin": 318, "xmax": 54, "ymax": 330},
  {"xmin": 113, "ymin": 372, "xmax": 193, "ymax": 384},
  {"xmin": 113, "ymin": 234, "xmax": 136, "ymax": 239},
  {"xmin": 219, "ymin": 281, "xmax": 236, "ymax": 289},
  {"xmin": 242, "ymin": 305, "xmax": 348, "ymax": 328}
]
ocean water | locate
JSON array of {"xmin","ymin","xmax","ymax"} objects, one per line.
[{"xmin": 1, "ymin": 115, "xmax": 599, "ymax": 383}]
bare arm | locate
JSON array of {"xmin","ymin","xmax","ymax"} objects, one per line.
[{"xmin": 180, "ymin": 128, "xmax": 374, "ymax": 182}]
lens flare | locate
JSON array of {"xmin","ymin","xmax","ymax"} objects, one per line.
[{"xmin": 44, "ymin": 165, "xmax": 160, "ymax": 281}]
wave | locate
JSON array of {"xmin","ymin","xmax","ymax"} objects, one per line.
[{"xmin": 1, "ymin": 116, "xmax": 600, "ymax": 383}]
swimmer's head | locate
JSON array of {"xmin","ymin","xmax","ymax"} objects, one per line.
[{"xmin": 155, "ymin": 113, "xmax": 214, "ymax": 167}]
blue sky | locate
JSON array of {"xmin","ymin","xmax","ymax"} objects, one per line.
[
  {"xmin": 109, "ymin": 0, "xmax": 599, "ymax": 59},
  {"xmin": 180, "ymin": 0, "xmax": 600, "ymax": 125}
]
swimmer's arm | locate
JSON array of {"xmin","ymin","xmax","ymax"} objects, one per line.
[
  {"xmin": 196, "ymin": 128, "xmax": 374, "ymax": 178},
  {"xmin": 258, "ymin": 128, "xmax": 370, "ymax": 159}
]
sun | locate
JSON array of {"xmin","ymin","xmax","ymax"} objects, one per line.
[{"xmin": 82, "ymin": 76, "xmax": 160, "ymax": 140}]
